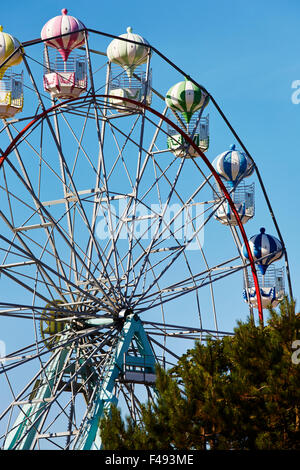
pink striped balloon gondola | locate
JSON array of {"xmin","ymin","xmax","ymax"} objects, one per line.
[
  {"xmin": 41, "ymin": 8, "xmax": 86, "ymax": 62},
  {"xmin": 41, "ymin": 9, "xmax": 88, "ymax": 99}
]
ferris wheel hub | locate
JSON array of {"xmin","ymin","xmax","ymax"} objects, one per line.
[{"xmin": 117, "ymin": 308, "xmax": 133, "ymax": 320}]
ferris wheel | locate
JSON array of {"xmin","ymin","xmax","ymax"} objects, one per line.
[{"xmin": 0, "ymin": 9, "xmax": 292, "ymax": 450}]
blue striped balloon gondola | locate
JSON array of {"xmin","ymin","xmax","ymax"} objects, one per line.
[
  {"xmin": 212, "ymin": 145, "xmax": 255, "ymax": 225},
  {"xmin": 212, "ymin": 144, "xmax": 251, "ymax": 184},
  {"xmin": 242, "ymin": 227, "xmax": 283, "ymax": 275}
]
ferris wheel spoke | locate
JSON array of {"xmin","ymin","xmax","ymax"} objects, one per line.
[
  {"xmin": 107, "ymin": 111, "xmax": 167, "ymax": 201},
  {"xmin": 2, "ymin": 158, "xmax": 78, "ymax": 302},
  {"xmin": 7, "ymin": 121, "xmax": 68, "ymax": 190},
  {"xmin": 128, "ymin": 155, "xmax": 189, "ymax": 304},
  {"xmin": 1, "ymin": 165, "xmax": 15, "ymax": 226},
  {"xmin": 44, "ymin": 114, "xmax": 119, "ymax": 302},
  {"xmin": 182, "ymin": 204, "xmax": 218, "ymax": 331},
  {"xmin": 0, "ymin": 231, "xmax": 72, "ymax": 306},
  {"xmin": 118, "ymin": 219, "xmax": 172, "ymax": 301},
  {"xmin": 46, "ymin": 106, "xmax": 87, "ymax": 289},
  {"xmin": 145, "ymin": 320, "xmax": 232, "ymax": 337},
  {"xmin": 0, "ymin": 210, "xmax": 80, "ymax": 304},
  {"xmin": 29, "ymin": 344, "xmax": 85, "ymax": 450},
  {"xmin": 0, "ymin": 232, "xmax": 115, "ymax": 314},
  {"xmin": 2, "ymin": 346, "xmax": 73, "ymax": 449},
  {"xmin": 96, "ymin": 212, "xmax": 167, "ymax": 300},
  {"xmin": 20, "ymin": 53, "xmax": 53, "ymax": 104},
  {"xmin": 93, "ymin": 115, "xmax": 180, "ymax": 302},
  {"xmin": 89, "ymin": 193, "xmax": 136, "ymax": 280},
  {"xmin": 46, "ymin": 201, "xmax": 107, "ymax": 283},
  {"xmin": 137, "ymin": 264, "xmax": 246, "ymax": 314},
  {"xmin": 133, "ymin": 255, "xmax": 242, "ymax": 310},
  {"xmin": 118, "ymin": 384, "xmax": 144, "ymax": 423},
  {"xmin": 33, "ymin": 346, "xmax": 77, "ymax": 437},
  {"xmin": 88, "ymin": 157, "xmax": 124, "ymax": 301},
  {"xmin": 140, "ymin": 151, "xmax": 211, "ymax": 217},
  {"xmin": 0, "ymin": 345, "xmax": 66, "ymax": 437},
  {"xmin": 0, "ymin": 212, "xmax": 103, "ymax": 304},
  {"xmin": 5, "ymin": 172, "xmax": 116, "ymax": 312},
  {"xmin": 102, "ymin": 115, "xmax": 152, "ymax": 160},
  {"xmin": 70, "ymin": 108, "xmax": 126, "ymax": 305},
  {"xmin": 82, "ymin": 40, "xmax": 122, "ymax": 297},
  {"xmin": 0, "ymin": 326, "xmax": 89, "ymax": 378},
  {"xmin": 119, "ymin": 235, "xmax": 169, "ymax": 352},
  {"xmin": 1, "ymin": 339, "xmax": 49, "ymax": 372},
  {"xmin": 0, "ymin": 264, "xmax": 56, "ymax": 306},
  {"xmin": 22, "ymin": 56, "xmax": 120, "ymax": 307},
  {"xmin": 1, "ymin": 321, "xmax": 115, "ymax": 384},
  {"xmin": 127, "ymin": 203, "xmax": 216, "ymax": 296},
  {"xmin": 93, "ymin": 198, "xmax": 128, "ymax": 280},
  {"xmin": 0, "ymin": 300, "xmax": 109, "ymax": 321},
  {"xmin": 138, "ymin": 260, "xmax": 241, "ymax": 304},
  {"xmin": 54, "ymin": 102, "xmax": 98, "ymax": 179},
  {"xmin": 182, "ymin": 250, "xmax": 203, "ymax": 328},
  {"xmin": 90, "ymin": 123, "xmax": 168, "ymax": 286},
  {"xmin": 1, "ymin": 266, "xmax": 61, "ymax": 306},
  {"xmin": 106, "ymin": 129, "xmax": 137, "ymax": 190},
  {"xmin": 129, "ymin": 194, "xmax": 231, "ymax": 314},
  {"xmin": 147, "ymin": 334, "xmax": 180, "ymax": 362},
  {"xmin": 132, "ymin": 250, "xmax": 187, "ymax": 309},
  {"xmin": 122, "ymin": 115, "xmax": 170, "ymax": 301},
  {"xmin": 95, "ymin": 194, "xmax": 134, "ymax": 280},
  {"xmin": 95, "ymin": 198, "xmax": 188, "ymax": 305},
  {"xmin": 1, "ymin": 327, "xmax": 119, "ymax": 449}
]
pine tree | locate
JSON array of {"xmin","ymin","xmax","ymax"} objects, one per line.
[{"xmin": 100, "ymin": 298, "xmax": 300, "ymax": 450}]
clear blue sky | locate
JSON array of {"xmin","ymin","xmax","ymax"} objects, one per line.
[
  {"xmin": 1, "ymin": 0, "xmax": 300, "ymax": 326},
  {"xmin": 1, "ymin": 1, "xmax": 300, "ymax": 445}
]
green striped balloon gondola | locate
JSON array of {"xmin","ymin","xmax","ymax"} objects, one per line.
[{"xmin": 165, "ymin": 78, "xmax": 210, "ymax": 158}]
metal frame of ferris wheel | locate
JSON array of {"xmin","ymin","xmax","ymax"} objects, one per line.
[
  {"xmin": 1, "ymin": 26, "xmax": 293, "ymax": 307},
  {"xmin": 0, "ymin": 26, "xmax": 293, "ymax": 450}
]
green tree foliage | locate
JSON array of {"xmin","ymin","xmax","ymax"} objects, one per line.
[{"xmin": 100, "ymin": 298, "xmax": 300, "ymax": 450}]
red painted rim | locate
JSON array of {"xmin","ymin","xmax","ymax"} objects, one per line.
[{"xmin": 0, "ymin": 94, "xmax": 263, "ymax": 322}]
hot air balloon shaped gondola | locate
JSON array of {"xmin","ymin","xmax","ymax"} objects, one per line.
[
  {"xmin": 242, "ymin": 227, "xmax": 284, "ymax": 275},
  {"xmin": 0, "ymin": 26, "xmax": 23, "ymax": 119},
  {"xmin": 212, "ymin": 144, "xmax": 255, "ymax": 225},
  {"xmin": 165, "ymin": 78, "xmax": 210, "ymax": 158},
  {"xmin": 41, "ymin": 9, "xmax": 88, "ymax": 100},
  {"xmin": 242, "ymin": 228, "xmax": 284, "ymax": 309},
  {"xmin": 107, "ymin": 27, "xmax": 152, "ymax": 112}
]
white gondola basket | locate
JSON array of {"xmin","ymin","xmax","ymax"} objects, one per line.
[
  {"xmin": 0, "ymin": 72, "xmax": 23, "ymax": 119},
  {"xmin": 166, "ymin": 113, "xmax": 209, "ymax": 157},
  {"xmin": 43, "ymin": 49, "xmax": 87, "ymax": 100},
  {"xmin": 108, "ymin": 65, "xmax": 152, "ymax": 112},
  {"xmin": 243, "ymin": 266, "xmax": 285, "ymax": 309},
  {"xmin": 213, "ymin": 181, "xmax": 255, "ymax": 226}
]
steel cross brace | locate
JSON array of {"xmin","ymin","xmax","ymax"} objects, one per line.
[{"xmin": 74, "ymin": 314, "xmax": 156, "ymax": 450}]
